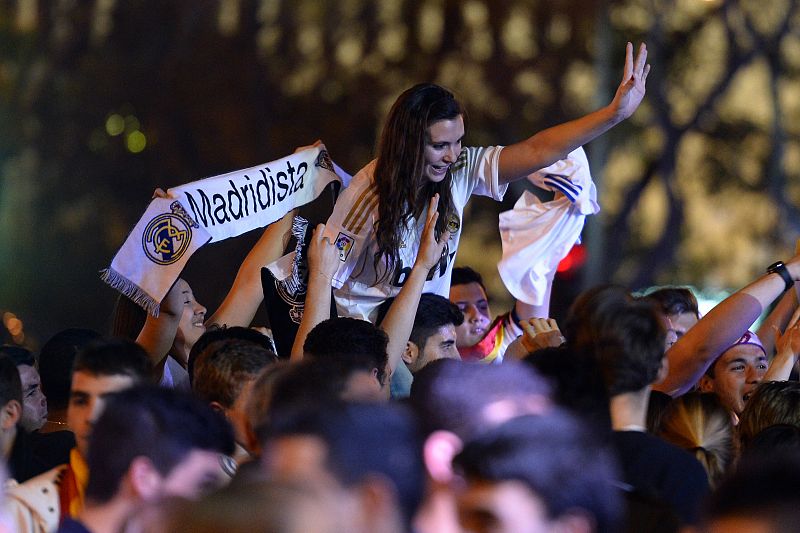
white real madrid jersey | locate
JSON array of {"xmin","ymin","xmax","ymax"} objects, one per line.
[{"xmin": 323, "ymin": 145, "xmax": 507, "ymax": 322}]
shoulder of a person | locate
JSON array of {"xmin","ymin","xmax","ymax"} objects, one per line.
[{"xmin": 7, "ymin": 464, "xmax": 67, "ymax": 501}]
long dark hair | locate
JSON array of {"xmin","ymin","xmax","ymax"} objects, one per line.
[{"xmin": 372, "ymin": 83, "xmax": 463, "ymax": 283}]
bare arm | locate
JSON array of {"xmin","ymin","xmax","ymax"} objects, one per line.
[
  {"xmin": 136, "ymin": 280, "xmax": 186, "ymax": 373},
  {"xmin": 498, "ymin": 43, "xmax": 650, "ymax": 185},
  {"xmin": 756, "ymin": 288, "xmax": 798, "ymax": 358},
  {"xmin": 763, "ymin": 307, "xmax": 800, "ymax": 381},
  {"xmin": 206, "ymin": 208, "xmax": 297, "ymax": 328},
  {"xmin": 289, "ymin": 223, "xmax": 340, "ymax": 362},
  {"xmin": 655, "ymin": 256, "xmax": 800, "ymax": 396},
  {"xmin": 379, "ymin": 195, "xmax": 450, "ymax": 374}
]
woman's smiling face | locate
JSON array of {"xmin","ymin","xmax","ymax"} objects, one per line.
[{"xmin": 423, "ymin": 115, "xmax": 464, "ymax": 183}]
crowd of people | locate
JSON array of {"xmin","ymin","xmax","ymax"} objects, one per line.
[{"xmin": 2, "ymin": 42, "xmax": 800, "ymax": 533}]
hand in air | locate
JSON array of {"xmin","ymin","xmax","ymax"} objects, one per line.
[
  {"xmin": 520, "ymin": 317, "xmax": 566, "ymax": 354},
  {"xmin": 415, "ymin": 194, "xmax": 450, "ymax": 272},
  {"xmin": 775, "ymin": 306, "xmax": 800, "ymax": 361},
  {"xmin": 307, "ymin": 223, "xmax": 339, "ymax": 283},
  {"xmin": 611, "ymin": 42, "xmax": 650, "ymax": 121}
]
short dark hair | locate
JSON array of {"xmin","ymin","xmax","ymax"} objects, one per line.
[
  {"xmin": 409, "ymin": 293, "xmax": 464, "ymax": 350},
  {"xmin": 409, "ymin": 359, "xmax": 550, "ymax": 440},
  {"xmin": 303, "ymin": 318, "xmax": 388, "ymax": 386},
  {"xmin": 39, "ymin": 328, "xmax": 102, "ymax": 410},
  {"xmin": 86, "ymin": 385, "xmax": 234, "ymax": 503},
  {"xmin": 593, "ymin": 299, "xmax": 666, "ymax": 395},
  {"xmin": 453, "ymin": 413, "xmax": 622, "ymax": 533},
  {"xmin": 193, "ymin": 339, "xmax": 275, "ymax": 408},
  {"xmin": 450, "ymin": 266, "xmax": 487, "ymax": 294},
  {"xmin": 264, "ymin": 402, "xmax": 425, "ymax": 528},
  {"xmin": 644, "ymin": 287, "xmax": 700, "ymax": 318},
  {"xmin": 188, "ymin": 326, "xmax": 277, "ymax": 385},
  {"xmin": 0, "ymin": 355, "xmax": 22, "ymax": 407},
  {"xmin": 73, "ymin": 338, "xmax": 150, "ymax": 384},
  {"xmin": 0, "ymin": 345, "xmax": 35, "ymax": 367},
  {"xmin": 703, "ymin": 452, "xmax": 800, "ymax": 532},
  {"xmin": 738, "ymin": 381, "xmax": 800, "ymax": 450}
]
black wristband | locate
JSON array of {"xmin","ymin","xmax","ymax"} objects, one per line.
[{"xmin": 767, "ymin": 261, "xmax": 794, "ymax": 292}]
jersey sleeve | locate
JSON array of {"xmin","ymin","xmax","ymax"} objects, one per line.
[
  {"xmin": 451, "ymin": 145, "xmax": 509, "ymax": 202},
  {"xmin": 322, "ymin": 164, "xmax": 378, "ymax": 290}
]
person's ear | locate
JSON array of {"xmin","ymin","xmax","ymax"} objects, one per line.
[
  {"xmin": 0, "ymin": 400, "xmax": 21, "ymax": 430},
  {"xmin": 402, "ymin": 342, "xmax": 419, "ymax": 367},
  {"xmin": 128, "ymin": 456, "xmax": 162, "ymax": 500},
  {"xmin": 698, "ymin": 374, "xmax": 714, "ymax": 393},
  {"xmin": 423, "ymin": 430, "xmax": 462, "ymax": 484}
]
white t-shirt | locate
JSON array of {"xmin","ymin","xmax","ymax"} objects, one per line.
[{"xmin": 324, "ymin": 145, "xmax": 507, "ymax": 321}]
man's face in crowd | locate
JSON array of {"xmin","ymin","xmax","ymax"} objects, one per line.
[
  {"xmin": 416, "ymin": 325, "xmax": 460, "ymax": 371},
  {"xmin": 667, "ymin": 311, "xmax": 698, "ymax": 340},
  {"xmin": 700, "ymin": 344, "xmax": 767, "ymax": 415},
  {"xmin": 17, "ymin": 364, "xmax": 47, "ymax": 432},
  {"xmin": 67, "ymin": 371, "xmax": 136, "ymax": 458},
  {"xmin": 449, "ymin": 282, "xmax": 492, "ymax": 348}
]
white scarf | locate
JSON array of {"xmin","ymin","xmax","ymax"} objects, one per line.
[{"xmin": 101, "ymin": 145, "xmax": 341, "ymax": 315}]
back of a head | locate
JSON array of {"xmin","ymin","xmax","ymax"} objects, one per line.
[
  {"xmin": 643, "ymin": 287, "xmax": 699, "ymax": 318},
  {"xmin": 86, "ymin": 385, "xmax": 234, "ymax": 503},
  {"xmin": 188, "ymin": 326, "xmax": 277, "ymax": 385},
  {"xmin": 192, "ymin": 339, "xmax": 275, "ymax": 409},
  {"xmin": 0, "ymin": 355, "xmax": 22, "ymax": 408},
  {"xmin": 738, "ymin": 380, "xmax": 800, "ymax": 450},
  {"xmin": 703, "ymin": 451, "xmax": 800, "ymax": 533},
  {"xmin": 303, "ymin": 317, "xmax": 388, "ymax": 386},
  {"xmin": 73, "ymin": 337, "xmax": 150, "ymax": 383},
  {"xmin": 264, "ymin": 401, "xmax": 425, "ymax": 528},
  {"xmin": 658, "ymin": 392, "xmax": 733, "ymax": 488},
  {"xmin": 563, "ymin": 285, "xmax": 632, "ymax": 353},
  {"xmin": 39, "ymin": 328, "xmax": 102, "ymax": 410},
  {"xmin": 453, "ymin": 412, "xmax": 622, "ymax": 533},
  {"xmin": 409, "ymin": 293, "xmax": 464, "ymax": 349},
  {"xmin": 409, "ymin": 358, "xmax": 550, "ymax": 440},
  {"xmin": 590, "ymin": 298, "xmax": 666, "ymax": 396}
]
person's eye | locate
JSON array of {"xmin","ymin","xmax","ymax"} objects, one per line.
[{"xmin": 732, "ymin": 365, "xmax": 745, "ymax": 372}]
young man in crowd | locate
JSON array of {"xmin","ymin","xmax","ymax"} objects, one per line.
[
  {"xmin": 5, "ymin": 338, "xmax": 150, "ymax": 532},
  {"xmin": 59, "ymin": 386, "xmax": 234, "ymax": 533}
]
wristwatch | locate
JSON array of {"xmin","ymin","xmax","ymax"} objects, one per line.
[{"xmin": 767, "ymin": 261, "xmax": 794, "ymax": 292}]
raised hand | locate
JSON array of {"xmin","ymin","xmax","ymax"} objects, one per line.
[
  {"xmin": 415, "ymin": 194, "xmax": 450, "ymax": 272},
  {"xmin": 306, "ymin": 223, "xmax": 339, "ymax": 283},
  {"xmin": 519, "ymin": 317, "xmax": 566, "ymax": 354},
  {"xmin": 611, "ymin": 42, "xmax": 650, "ymax": 121}
]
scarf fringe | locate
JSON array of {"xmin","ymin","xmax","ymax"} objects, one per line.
[{"xmin": 100, "ymin": 268, "xmax": 161, "ymax": 316}]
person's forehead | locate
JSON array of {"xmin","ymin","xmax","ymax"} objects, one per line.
[
  {"xmin": 719, "ymin": 344, "xmax": 767, "ymax": 364},
  {"xmin": 17, "ymin": 364, "xmax": 40, "ymax": 385},
  {"xmin": 426, "ymin": 116, "xmax": 464, "ymax": 142},
  {"xmin": 70, "ymin": 371, "xmax": 135, "ymax": 394},
  {"xmin": 450, "ymin": 282, "xmax": 487, "ymax": 303},
  {"xmin": 435, "ymin": 324, "xmax": 457, "ymax": 341}
]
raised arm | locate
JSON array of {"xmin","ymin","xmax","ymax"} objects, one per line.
[
  {"xmin": 498, "ymin": 42, "xmax": 650, "ymax": 185},
  {"xmin": 756, "ymin": 287, "xmax": 798, "ymax": 358},
  {"xmin": 206, "ymin": 208, "xmax": 297, "ymax": 328},
  {"xmin": 655, "ymin": 256, "xmax": 800, "ymax": 396},
  {"xmin": 289, "ymin": 223, "xmax": 340, "ymax": 362},
  {"xmin": 136, "ymin": 278, "xmax": 188, "ymax": 374},
  {"xmin": 763, "ymin": 307, "xmax": 800, "ymax": 382},
  {"xmin": 379, "ymin": 195, "xmax": 450, "ymax": 374}
]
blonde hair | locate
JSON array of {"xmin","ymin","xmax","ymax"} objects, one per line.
[{"xmin": 658, "ymin": 392, "xmax": 734, "ymax": 488}]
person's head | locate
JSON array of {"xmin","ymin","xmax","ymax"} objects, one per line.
[
  {"xmin": 658, "ymin": 392, "xmax": 733, "ymax": 488},
  {"xmin": 38, "ymin": 328, "xmax": 102, "ymax": 413},
  {"xmin": 261, "ymin": 402, "xmax": 425, "ymax": 533},
  {"xmin": 68, "ymin": 338, "xmax": 151, "ymax": 457},
  {"xmin": 192, "ymin": 339, "xmax": 275, "ymax": 452},
  {"xmin": 85, "ymin": 385, "xmax": 234, "ymax": 506},
  {"xmin": 449, "ymin": 266, "xmax": 492, "ymax": 348},
  {"xmin": 738, "ymin": 380, "xmax": 800, "ymax": 451},
  {"xmin": 0, "ymin": 356, "xmax": 22, "ymax": 451},
  {"xmin": 170, "ymin": 278, "xmax": 208, "ymax": 364},
  {"xmin": 400, "ymin": 293, "xmax": 463, "ymax": 373},
  {"xmin": 187, "ymin": 326, "xmax": 276, "ymax": 386},
  {"xmin": 587, "ymin": 297, "xmax": 667, "ymax": 396},
  {"xmin": 562, "ymin": 285, "xmax": 633, "ymax": 356},
  {"xmin": 453, "ymin": 413, "xmax": 623, "ymax": 533},
  {"xmin": 303, "ymin": 317, "xmax": 389, "ymax": 389},
  {"xmin": 643, "ymin": 287, "xmax": 700, "ymax": 347},
  {"xmin": 701, "ymin": 451, "xmax": 800, "ymax": 533},
  {"xmin": 698, "ymin": 331, "xmax": 767, "ymax": 415},
  {"xmin": 373, "ymin": 84, "xmax": 463, "ymax": 283},
  {"xmin": 0, "ymin": 345, "xmax": 46, "ymax": 432}
]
